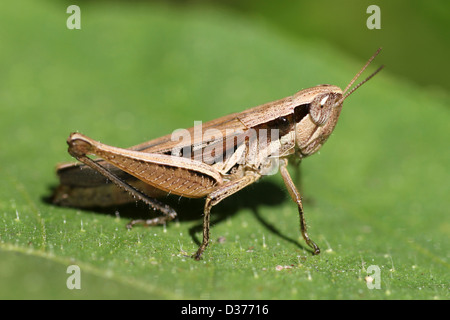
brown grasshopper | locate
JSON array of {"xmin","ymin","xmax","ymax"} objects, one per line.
[{"xmin": 53, "ymin": 49, "xmax": 383, "ymax": 260}]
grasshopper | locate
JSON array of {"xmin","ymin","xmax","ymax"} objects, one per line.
[{"xmin": 53, "ymin": 49, "xmax": 383, "ymax": 260}]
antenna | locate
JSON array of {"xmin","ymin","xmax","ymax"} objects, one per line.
[{"xmin": 336, "ymin": 48, "xmax": 383, "ymax": 106}]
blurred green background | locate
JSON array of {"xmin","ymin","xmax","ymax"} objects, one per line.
[{"xmin": 0, "ymin": 0, "xmax": 448, "ymax": 299}]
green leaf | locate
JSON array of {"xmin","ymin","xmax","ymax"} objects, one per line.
[{"xmin": 0, "ymin": 1, "xmax": 448, "ymax": 299}]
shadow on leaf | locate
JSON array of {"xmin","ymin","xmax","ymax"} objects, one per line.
[{"xmin": 44, "ymin": 179, "xmax": 310, "ymax": 252}]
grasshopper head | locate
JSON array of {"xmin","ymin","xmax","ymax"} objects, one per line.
[
  {"xmin": 295, "ymin": 48, "xmax": 383, "ymax": 157},
  {"xmin": 294, "ymin": 87, "xmax": 344, "ymax": 156}
]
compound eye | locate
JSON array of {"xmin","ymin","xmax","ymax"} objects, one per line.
[
  {"xmin": 319, "ymin": 95, "xmax": 329, "ymax": 107},
  {"xmin": 310, "ymin": 94, "xmax": 332, "ymax": 125}
]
